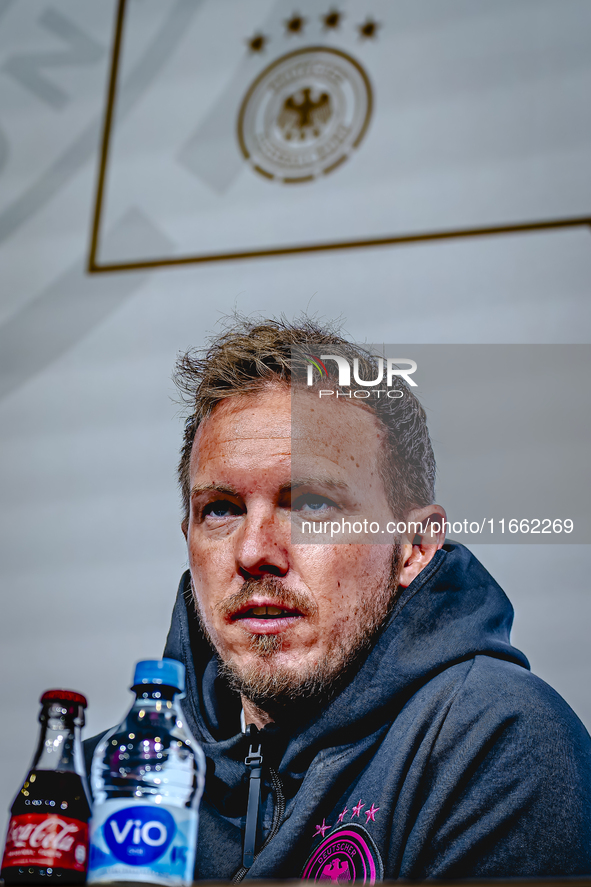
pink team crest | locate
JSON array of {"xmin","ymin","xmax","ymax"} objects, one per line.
[{"xmin": 301, "ymin": 823, "xmax": 383, "ymax": 884}]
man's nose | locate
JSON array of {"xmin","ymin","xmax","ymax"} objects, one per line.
[{"xmin": 235, "ymin": 505, "xmax": 289, "ymax": 579}]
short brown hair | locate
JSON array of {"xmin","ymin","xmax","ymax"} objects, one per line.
[{"xmin": 174, "ymin": 315, "xmax": 435, "ymax": 523}]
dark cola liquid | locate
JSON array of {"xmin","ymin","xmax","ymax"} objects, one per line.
[{"xmin": 1, "ymin": 770, "xmax": 91, "ymax": 884}]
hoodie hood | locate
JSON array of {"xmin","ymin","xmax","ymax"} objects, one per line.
[{"xmin": 163, "ymin": 542, "xmax": 528, "ymax": 796}]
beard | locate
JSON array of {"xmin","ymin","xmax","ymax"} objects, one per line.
[{"xmin": 192, "ymin": 542, "xmax": 403, "ymax": 716}]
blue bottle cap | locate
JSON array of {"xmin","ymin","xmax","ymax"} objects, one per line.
[{"xmin": 132, "ymin": 658, "xmax": 185, "ymax": 691}]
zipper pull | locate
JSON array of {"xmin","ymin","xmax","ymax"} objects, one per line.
[{"xmin": 243, "ymin": 726, "xmax": 263, "ymax": 869}]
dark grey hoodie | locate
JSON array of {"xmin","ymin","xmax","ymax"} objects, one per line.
[{"xmin": 88, "ymin": 543, "xmax": 591, "ymax": 881}]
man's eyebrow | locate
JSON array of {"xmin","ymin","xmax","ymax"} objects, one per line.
[
  {"xmin": 190, "ymin": 482, "xmax": 239, "ymax": 498},
  {"xmin": 190, "ymin": 479, "xmax": 351, "ymax": 498},
  {"xmin": 283, "ymin": 477, "xmax": 351, "ymax": 493}
]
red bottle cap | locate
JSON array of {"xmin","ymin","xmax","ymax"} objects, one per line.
[{"xmin": 40, "ymin": 689, "xmax": 87, "ymax": 707}]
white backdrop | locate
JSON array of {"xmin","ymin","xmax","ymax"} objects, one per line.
[{"xmin": 1, "ymin": 0, "xmax": 590, "ymax": 842}]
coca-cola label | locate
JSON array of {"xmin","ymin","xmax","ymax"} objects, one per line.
[{"xmin": 2, "ymin": 813, "xmax": 88, "ymax": 871}]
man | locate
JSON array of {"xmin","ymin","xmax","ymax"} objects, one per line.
[{"xmin": 108, "ymin": 317, "xmax": 591, "ymax": 881}]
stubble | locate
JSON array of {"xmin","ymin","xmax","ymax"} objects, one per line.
[{"xmin": 192, "ymin": 542, "xmax": 402, "ymax": 713}]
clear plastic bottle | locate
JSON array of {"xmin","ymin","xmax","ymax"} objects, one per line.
[{"xmin": 87, "ymin": 659, "xmax": 205, "ymax": 886}]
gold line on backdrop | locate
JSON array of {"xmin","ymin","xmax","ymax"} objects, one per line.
[{"xmin": 87, "ymin": 0, "xmax": 591, "ymax": 274}]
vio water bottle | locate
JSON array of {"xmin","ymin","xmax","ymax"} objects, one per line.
[{"xmin": 87, "ymin": 659, "xmax": 205, "ymax": 885}]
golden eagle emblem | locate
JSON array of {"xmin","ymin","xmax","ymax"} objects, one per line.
[{"xmin": 277, "ymin": 87, "xmax": 332, "ymax": 141}]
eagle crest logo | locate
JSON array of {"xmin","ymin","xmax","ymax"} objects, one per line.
[
  {"xmin": 238, "ymin": 47, "xmax": 372, "ymax": 183},
  {"xmin": 277, "ymin": 88, "xmax": 333, "ymax": 142}
]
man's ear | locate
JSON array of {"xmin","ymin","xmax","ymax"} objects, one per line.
[
  {"xmin": 397, "ymin": 505, "xmax": 447, "ymax": 589},
  {"xmin": 181, "ymin": 519, "xmax": 188, "ymax": 540}
]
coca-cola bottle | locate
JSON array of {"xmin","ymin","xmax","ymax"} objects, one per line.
[{"xmin": 1, "ymin": 690, "xmax": 91, "ymax": 884}]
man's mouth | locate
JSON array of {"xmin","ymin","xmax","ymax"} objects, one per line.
[
  {"xmin": 215, "ymin": 579, "xmax": 318, "ymax": 636},
  {"xmin": 238, "ymin": 605, "xmax": 297, "ymax": 619},
  {"xmin": 229, "ymin": 600, "xmax": 304, "ymax": 634}
]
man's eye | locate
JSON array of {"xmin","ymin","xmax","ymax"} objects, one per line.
[
  {"xmin": 292, "ymin": 494, "xmax": 337, "ymax": 513},
  {"xmin": 202, "ymin": 500, "xmax": 241, "ymax": 519}
]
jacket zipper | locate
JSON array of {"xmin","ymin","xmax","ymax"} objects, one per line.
[
  {"xmin": 242, "ymin": 740, "xmax": 263, "ymax": 868},
  {"xmin": 232, "ymin": 732, "xmax": 285, "ymax": 883}
]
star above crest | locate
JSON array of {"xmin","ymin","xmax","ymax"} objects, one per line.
[
  {"xmin": 322, "ymin": 10, "xmax": 342, "ymax": 30},
  {"xmin": 285, "ymin": 14, "xmax": 306, "ymax": 35},
  {"xmin": 314, "ymin": 818, "xmax": 330, "ymax": 837},
  {"xmin": 247, "ymin": 32, "xmax": 267, "ymax": 53},
  {"xmin": 310, "ymin": 798, "xmax": 381, "ymax": 840},
  {"xmin": 365, "ymin": 803, "xmax": 380, "ymax": 823},
  {"xmin": 351, "ymin": 799, "xmax": 365, "ymax": 818},
  {"xmin": 358, "ymin": 18, "xmax": 380, "ymax": 39},
  {"xmin": 243, "ymin": 10, "xmax": 382, "ymax": 54}
]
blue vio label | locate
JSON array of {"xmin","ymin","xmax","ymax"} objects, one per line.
[{"xmin": 104, "ymin": 806, "xmax": 176, "ymax": 865}]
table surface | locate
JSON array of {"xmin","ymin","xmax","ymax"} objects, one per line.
[
  {"xmin": 77, "ymin": 880, "xmax": 591, "ymax": 886},
  {"xmin": 92, "ymin": 880, "xmax": 591, "ymax": 885}
]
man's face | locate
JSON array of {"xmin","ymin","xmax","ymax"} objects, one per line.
[{"xmin": 184, "ymin": 385, "xmax": 398, "ymax": 706}]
